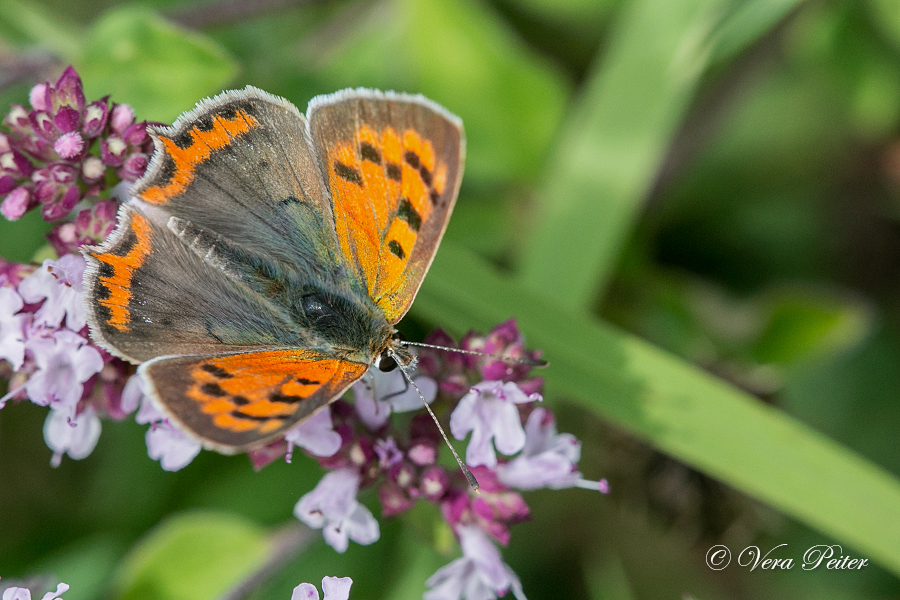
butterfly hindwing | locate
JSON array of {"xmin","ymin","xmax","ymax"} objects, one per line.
[
  {"xmin": 141, "ymin": 350, "xmax": 368, "ymax": 452},
  {"xmin": 308, "ymin": 90, "xmax": 465, "ymax": 323},
  {"xmin": 84, "ymin": 203, "xmax": 313, "ymax": 363}
]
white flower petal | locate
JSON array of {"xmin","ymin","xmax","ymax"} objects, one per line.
[
  {"xmin": 321, "ymin": 576, "xmax": 352, "ymax": 600},
  {"xmin": 290, "ymin": 583, "xmax": 319, "ymax": 600},
  {"xmin": 43, "ymin": 406, "xmax": 101, "ymax": 463},
  {"xmin": 146, "ymin": 422, "xmax": 201, "ymax": 471}
]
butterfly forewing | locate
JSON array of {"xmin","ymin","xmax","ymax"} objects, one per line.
[
  {"xmin": 308, "ymin": 90, "xmax": 465, "ymax": 323},
  {"xmin": 141, "ymin": 350, "xmax": 368, "ymax": 453},
  {"xmin": 84, "ymin": 204, "xmax": 310, "ymax": 363},
  {"xmin": 132, "ymin": 87, "xmax": 341, "ymax": 282}
]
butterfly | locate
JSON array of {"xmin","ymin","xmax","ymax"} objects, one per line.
[{"xmin": 82, "ymin": 87, "xmax": 464, "ymax": 454}]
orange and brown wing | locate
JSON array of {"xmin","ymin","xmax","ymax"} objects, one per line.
[
  {"xmin": 84, "ymin": 204, "xmax": 310, "ymax": 364},
  {"xmin": 308, "ymin": 90, "xmax": 465, "ymax": 324},
  {"xmin": 140, "ymin": 349, "xmax": 368, "ymax": 453},
  {"xmin": 131, "ymin": 87, "xmax": 339, "ymax": 279}
]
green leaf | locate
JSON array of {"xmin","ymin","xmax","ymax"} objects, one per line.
[
  {"xmin": 708, "ymin": 0, "xmax": 800, "ymax": 63},
  {"xmin": 752, "ymin": 287, "xmax": 872, "ymax": 366},
  {"xmin": 32, "ymin": 536, "xmax": 124, "ymax": 600},
  {"xmin": 868, "ymin": 0, "xmax": 900, "ymax": 52},
  {"xmin": 413, "ymin": 242, "xmax": 900, "ymax": 576},
  {"xmin": 316, "ymin": 0, "xmax": 569, "ymax": 185},
  {"xmin": 114, "ymin": 511, "xmax": 272, "ymax": 600},
  {"xmin": 517, "ymin": 0, "xmax": 806, "ymax": 310},
  {"xmin": 76, "ymin": 6, "xmax": 238, "ymax": 122},
  {"xmin": 0, "ymin": 0, "xmax": 81, "ymax": 58}
]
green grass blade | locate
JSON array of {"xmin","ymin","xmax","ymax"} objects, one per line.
[
  {"xmin": 517, "ymin": 0, "xmax": 721, "ymax": 309},
  {"xmin": 415, "ymin": 242, "xmax": 900, "ymax": 576},
  {"xmin": 517, "ymin": 0, "xmax": 805, "ymax": 310}
]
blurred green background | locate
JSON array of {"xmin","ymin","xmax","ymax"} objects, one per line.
[{"xmin": 2, "ymin": 0, "xmax": 900, "ymax": 598}]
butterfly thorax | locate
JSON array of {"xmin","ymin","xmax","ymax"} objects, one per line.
[{"xmin": 293, "ymin": 281, "xmax": 394, "ymax": 364}]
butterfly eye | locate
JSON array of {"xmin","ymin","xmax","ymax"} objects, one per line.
[{"xmin": 376, "ymin": 353, "xmax": 397, "ymax": 372}]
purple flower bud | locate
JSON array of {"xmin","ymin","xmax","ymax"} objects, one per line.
[
  {"xmin": 420, "ymin": 466, "xmax": 450, "ymax": 501},
  {"xmin": 52, "ymin": 66, "xmax": 86, "ymax": 112},
  {"xmin": 248, "ymin": 440, "xmax": 289, "ymax": 471},
  {"xmin": 122, "ymin": 121, "xmax": 148, "ymax": 146},
  {"xmin": 407, "ymin": 441, "xmax": 437, "ymax": 466},
  {"xmin": 54, "ymin": 106, "xmax": 81, "ymax": 134},
  {"xmin": 1, "ymin": 186, "xmax": 31, "ymax": 220},
  {"xmin": 33, "ymin": 177, "xmax": 56, "ymax": 203},
  {"xmin": 47, "ymin": 221, "xmax": 80, "ymax": 255},
  {"xmin": 82, "ymin": 99, "xmax": 109, "ymax": 138},
  {"xmin": 6, "ymin": 151, "xmax": 35, "ymax": 177},
  {"xmin": 378, "ymin": 480, "xmax": 415, "ymax": 516},
  {"xmin": 388, "ymin": 461, "xmax": 417, "ymax": 489},
  {"xmin": 5, "ymin": 104, "xmax": 32, "ymax": 134},
  {"xmin": 29, "ymin": 82, "xmax": 50, "ymax": 111},
  {"xmin": 40, "ymin": 185, "xmax": 80, "ymax": 221},
  {"xmin": 81, "ymin": 156, "xmax": 105, "ymax": 182},
  {"xmin": 53, "ymin": 131, "xmax": 84, "ymax": 160},
  {"xmin": 89, "ymin": 199, "xmax": 118, "ymax": 239},
  {"xmin": 30, "ymin": 111, "xmax": 55, "ymax": 139},
  {"xmin": 0, "ymin": 175, "xmax": 16, "ymax": 194},
  {"xmin": 119, "ymin": 152, "xmax": 148, "ymax": 182},
  {"xmin": 52, "ymin": 162, "xmax": 75, "ymax": 181},
  {"xmin": 110, "ymin": 103, "xmax": 135, "ymax": 133},
  {"xmin": 101, "ymin": 136, "xmax": 126, "ymax": 166}
]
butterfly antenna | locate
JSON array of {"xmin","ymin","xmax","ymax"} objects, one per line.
[
  {"xmin": 390, "ymin": 350, "xmax": 479, "ymax": 493},
  {"xmin": 399, "ymin": 340, "xmax": 548, "ymax": 368}
]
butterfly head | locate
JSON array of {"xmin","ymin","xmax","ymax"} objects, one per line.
[{"xmin": 374, "ymin": 331, "xmax": 414, "ymax": 372}]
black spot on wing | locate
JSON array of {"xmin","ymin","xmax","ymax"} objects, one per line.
[
  {"xmin": 171, "ymin": 129, "xmax": 194, "ymax": 150},
  {"xmin": 97, "ymin": 262, "xmax": 114, "ymax": 279},
  {"xmin": 295, "ymin": 377, "xmax": 320, "ymax": 385},
  {"xmin": 231, "ymin": 395, "xmax": 250, "ymax": 406},
  {"xmin": 404, "ymin": 150, "xmax": 420, "ymax": 169},
  {"xmin": 419, "ymin": 166, "xmax": 433, "ymax": 187},
  {"xmin": 270, "ymin": 392, "xmax": 304, "ymax": 404},
  {"xmin": 216, "ymin": 104, "xmax": 239, "ymax": 120},
  {"xmin": 201, "ymin": 364, "xmax": 233, "ymax": 379},
  {"xmin": 359, "ymin": 142, "xmax": 381, "ymax": 163},
  {"xmin": 194, "ymin": 113, "xmax": 215, "ymax": 132},
  {"xmin": 388, "ymin": 240, "xmax": 406, "ymax": 259},
  {"xmin": 397, "ymin": 198, "xmax": 421, "ymax": 232},
  {"xmin": 278, "ymin": 195, "xmax": 300, "ymax": 206},
  {"xmin": 201, "ymin": 382, "xmax": 227, "ymax": 397},
  {"xmin": 386, "ymin": 162, "xmax": 401, "ymax": 181},
  {"xmin": 156, "ymin": 153, "xmax": 177, "ymax": 188},
  {"xmin": 334, "ymin": 161, "xmax": 363, "ymax": 186},
  {"xmin": 231, "ymin": 410, "xmax": 270, "ymax": 422}
]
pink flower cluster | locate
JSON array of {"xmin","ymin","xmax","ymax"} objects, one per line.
[
  {"xmin": 122, "ymin": 320, "xmax": 604, "ymax": 598},
  {"xmin": 1, "ymin": 582, "xmax": 68, "ymax": 600},
  {"xmin": 285, "ymin": 321, "xmax": 603, "ymax": 600},
  {"xmin": 0, "ymin": 254, "xmax": 136, "ymax": 466},
  {"xmin": 1, "ymin": 579, "xmax": 350, "ymax": 600},
  {"xmin": 0, "ymin": 69, "xmax": 608, "ymax": 600},
  {"xmin": 0, "ymin": 67, "xmax": 149, "ymax": 467},
  {"xmin": 0, "ymin": 66, "xmax": 153, "ymax": 224}
]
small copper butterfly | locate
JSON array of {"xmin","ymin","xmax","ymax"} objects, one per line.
[{"xmin": 82, "ymin": 88, "xmax": 464, "ymax": 454}]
